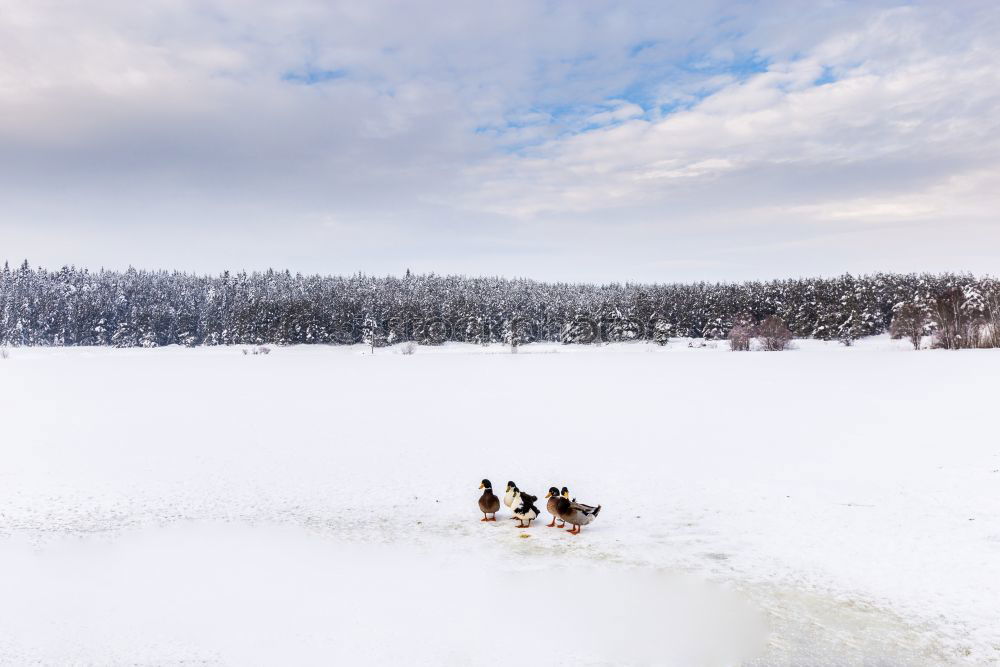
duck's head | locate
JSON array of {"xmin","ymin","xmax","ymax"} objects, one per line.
[
  {"xmin": 479, "ymin": 479, "xmax": 492, "ymax": 490},
  {"xmin": 511, "ymin": 486, "xmax": 520, "ymax": 498},
  {"xmin": 545, "ymin": 486, "xmax": 560, "ymax": 498},
  {"xmin": 561, "ymin": 487, "xmax": 570, "ymax": 498},
  {"xmin": 506, "ymin": 481, "xmax": 516, "ymax": 491}
]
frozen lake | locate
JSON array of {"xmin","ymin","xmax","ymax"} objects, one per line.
[{"xmin": 1, "ymin": 339, "xmax": 998, "ymax": 664}]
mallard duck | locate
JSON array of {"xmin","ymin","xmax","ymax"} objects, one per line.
[
  {"xmin": 478, "ymin": 479, "xmax": 500, "ymax": 521},
  {"xmin": 503, "ymin": 481, "xmax": 518, "ymax": 516},
  {"xmin": 544, "ymin": 486, "xmax": 566, "ymax": 528},
  {"xmin": 553, "ymin": 487, "xmax": 601, "ymax": 535},
  {"xmin": 511, "ymin": 488, "xmax": 539, "ymax": 528}
]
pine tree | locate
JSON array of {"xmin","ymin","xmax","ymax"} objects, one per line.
[{"xmin": 651, "ymin": 317, "xmax": 672, "ymax": 345}]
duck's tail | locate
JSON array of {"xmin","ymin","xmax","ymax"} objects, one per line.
[{"xmin": 593, "ymin": 505, "xmax": 602, "ymax": 517}]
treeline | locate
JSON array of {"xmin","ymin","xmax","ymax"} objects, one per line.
[{"xmin": 0, "ymin": 261, "xmax": 997, "ymax": 348}]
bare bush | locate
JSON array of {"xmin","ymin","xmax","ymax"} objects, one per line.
[
  {"xmin": 982, "ymin": 280, "xmax": 1000, "ymax": 348},
  {"xmin": 728, "ymin": 313, "xmax": 755, "ymax": 351},
  {"xmin": 728, "ymin": 325, "xmax": 752, "ymax": 351},
  {"xmin": 756, "ymin": 315, "xmax": 792, "ymax": 351},
  {"xmin": 0, "ymin": 348, "xmax": 8, "ymax": 359},
  {"xmin": 243, "ymin": 346, "xmax": 272, "ymax": 356},
  {"xmin": 932, "ymin": 288, "xmax": 964, "ymax": 349},
  {"xmin": 930, "ymin": 287, "xmax": 990, "ymax": 349},
  {"xmin": 400, "ymin": 342, "xmax": 416, "ymax": 355},
  {"xmin": 889, "ymin": 303, "xmax": 927, "ymax": 350}
]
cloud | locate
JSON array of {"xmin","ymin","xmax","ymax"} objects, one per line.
[
  {"xmin": 0, "ymin": 1, "xmax": 997, "ymax": 281},
  {"xmin": 454, "ymin": 7, "xmax": 1000, "ymax": 223}
]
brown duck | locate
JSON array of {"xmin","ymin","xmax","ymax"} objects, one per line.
[
  {"xmin": 545, "ymin": 486, "xmax": 566, "ymax": 528},
  {"xmin": 547, "ymin": 486, "xmax": 601, "ymax": 535},
  {"xmin": 478, "ymin": 479, "xmax": 500, "ymax": 521}
]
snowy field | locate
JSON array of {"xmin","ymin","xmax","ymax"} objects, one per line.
[{"xmin": 1, "ymin": 338, "xmax": 999, "ymax": 665}]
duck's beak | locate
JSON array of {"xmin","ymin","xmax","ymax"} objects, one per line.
[
  {"xmin": 544, "ymin": 491, "xmax": 551, "ymax": 498},
  {"xmin": 562, "ymin": 491, "xmax": 569, "ymax": 498},
  {"xmin": 478, "ymin": 483, "xmax": 484, "ymax": 489}
]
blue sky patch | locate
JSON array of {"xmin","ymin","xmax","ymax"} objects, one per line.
[
  {"xmin": 815, "ymin": 66, "xmax": 838, "ymax": 86},
  {"xmin": 282, "ymin": 66, "xmax": 347, "ymax": 85}
]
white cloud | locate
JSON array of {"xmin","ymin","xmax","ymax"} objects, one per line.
[
  {"xmin": 455, "ymin": 6, "xmax": 1000, "ymax": 228},
  {"xmin": 585, "ymin": 101, "xmax": 645, "ymax": 127},
  {"xmin": 0, "ymin": 1, "xmax": 997, "ymax": 281}
]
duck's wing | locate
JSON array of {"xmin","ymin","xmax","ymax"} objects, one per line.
[{"xmin": 569, "ymin": 501, "xmax": 599, "ymax": 515}]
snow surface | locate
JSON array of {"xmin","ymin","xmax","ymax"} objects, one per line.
[{"xmin": 1, "ymin": 337, "xmax": 998, "ymax": 665}]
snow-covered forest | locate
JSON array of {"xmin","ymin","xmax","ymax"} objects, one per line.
[{"xmin": 1, "ymin": 261, "xmax": 997, "ymax": 348}]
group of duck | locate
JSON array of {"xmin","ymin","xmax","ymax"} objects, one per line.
[{"xmin": 477, "ymin": 479, "xmax": 601, "ymax": 535}]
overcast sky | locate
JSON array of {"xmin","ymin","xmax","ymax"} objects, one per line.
[{"xmin": 2, "ymin": 1, "xmax": 998, "ymax": 282}]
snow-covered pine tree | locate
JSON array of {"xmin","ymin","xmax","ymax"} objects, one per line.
[
  {"xmin": 650, "ymin": 316, "xmax": 672, "ymax": 345},
  {"xmin": 0, "ymin": 265, "xmax": 995, "ymax": 350},
  {"xmin": 361, "ymin": 313, "xmax": 387, "ymax": 351}
]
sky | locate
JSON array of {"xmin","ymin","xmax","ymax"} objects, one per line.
[{"xmin": 1, "ymin": 0, "xmax": 998, "ymax": 283}]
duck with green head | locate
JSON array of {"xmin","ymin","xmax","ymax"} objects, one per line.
[
  {"xmin": 544, "ymin": 486, "xmax": 566, "ymax": 528},
  {"xmin": 478, "ymin": 479, "xmax": 500, "ymax": 521},
  {"xmin": 550, "ymin": 486, "xmax": 601, "ymax": 535}
]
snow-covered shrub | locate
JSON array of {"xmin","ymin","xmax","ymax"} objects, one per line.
[
  {"xmin": 0, "ymin": 347, "xmax": 8, "ymax": 359},
  {"xmin": 400, "ymin": 342, "xmax": 416, "ymax": 355},
  {"xmin": 889, "ymin": 303, "xmax": 928, "ymax": 350},
  {"xmin": 756, "ymin": 316, "xmax": 792, "ymax": 351},
  {"xmin": 836, "ymin": 312, "xmax": 864, "ymax": 346},
  {"xmin": 650, "ymin": 317, "xmax": 672, "ymax": 346}
]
